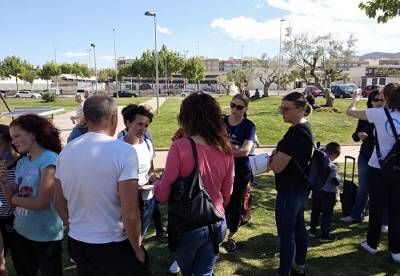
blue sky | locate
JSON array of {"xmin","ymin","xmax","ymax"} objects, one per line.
[{"xmin": 1, "ymin": 0, "xmax": 400, "ymax": 68}]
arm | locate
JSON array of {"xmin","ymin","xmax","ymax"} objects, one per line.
[
  {"xmin": 346, "ymin": 93, "xmax": 368, "ymax": 121},
  {"xmin": 12, "ymin": 166, "xmax": 56, "ymax": 210},
  {"xmin": 0, "ymin": 164, "xmax": 15, "ymax": 204},
  {"xmin": 233, "ymin": 139, "xmax": 254, "ymax": 157},
  {"xmin": 54, "ymin": 178, "xmax": 68, "ymax": 225},
  {"xmin": 221, "ymin": 156, "xmax": 234, "ymax": 208},
  {"xmin": 154, "ymin": 143, "xmax": 181, "ymax": 203},
  {"xmin": 269, "ymin": 151, "xmax": 292, "ymax": 174},
  {"xmin": 118, "ymin": 179, "xmax": 145, "ymax": 262},
  {"xmin": 352, "ymin": 120, "xmax": 363, "ymax": 142}
]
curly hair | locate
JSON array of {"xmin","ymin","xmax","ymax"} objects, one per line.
[
  {"xmin": 122, "ymin": 104, "xmax": 153, "ymax": 123},
  {"xmin": 10, "ymin": 114, "xmax": 62, "ymax": 154},
  {"xmin": 178, "ymin": 92, "xmax": 232, "ymax": 154}
]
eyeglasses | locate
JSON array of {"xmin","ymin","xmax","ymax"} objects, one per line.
[
  {"xmin": 279, "ymin": 106, "xmax": 296, "ymax": 113},
  {"xmin": 230, "ymin": 102, "xmax": 244, "ymax": 110},
  {"xmin": 372, "ymin": 98, "xmax": 384, "ymax": 102}
]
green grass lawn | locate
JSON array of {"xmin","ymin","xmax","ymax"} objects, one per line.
[
  {"xmin": 6, "ymin": 166, "xmax": 399, "ymax": 275},
  {"xmin": 150, "ymin": 96, "xmax": 363, "ymax": 148}
]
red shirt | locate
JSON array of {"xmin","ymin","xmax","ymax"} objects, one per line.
[{"xmin": 154, "ymin": 138, "xmax": 234, "ymax": 215}]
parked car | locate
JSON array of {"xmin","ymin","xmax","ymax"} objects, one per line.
[
  {"xmin": 139, "ymin": 83, "xmax": 152, "ymax": 90},
  {"xmin": 361, "ymin": 84, "xmax": 384, "ymax": 97},
  {"xmin": 330, "ymin": 84, "xmax": 359, "ymax": 98},
  {"xmin": 113, "ymin": 90, "xmax": 138, "ymax": 98},
  {"xmin": 15, "ymin": 90, "xmax": 42, "ymax": 99},
  {"xmin": 304, "ymin": 86, "xmax": 323, "ymax": 97},
  {"xmin": 0, "ymin": 90, "xmax": 7, "ymax": 98},
  {"xmin": 180, "ymin": 89, "xmax": 195, "ymax": 97}
]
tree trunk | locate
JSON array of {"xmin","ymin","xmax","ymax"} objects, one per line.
[
  {"xmin": 15, "ymin": 77, "xmax": 19, "ymax": 92},
  {"xmin": 47, "ymin": 80, "xmax": 49, "ymax": 90},
  {"xmin": 263, "ymin": 83, "xmax": 271, "ymax": 97}
]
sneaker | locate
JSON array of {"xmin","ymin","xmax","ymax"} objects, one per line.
[
  {"xmin": 222, "ymin": 238, "xmax": 237, "ymax": 252},
  {"xmin": 340, "ymin": 216, "xmax": 356, "ymax": 223},
  {"xmin": 291, "ymin": 267, "xmax": 306, "ymax": 275},
  {"xmin": 319, "ymin": 235, "xmax": 337, "ymax": 243},
  {"xmin": 155, "ymin": 232, "xmax": 168, "ymax": 243},
  {"xmin": 391, "ymin": 252, "xmax": 400, "ymax": 263},
  {"xmin": 308, "ymin": 230, "xmax": 316, "ymax": 238},
  {"xmin": 169, "ymin": 260, "xmax": 180, "ymax": 274},
  {"xmin": 360, "ymin": 240, "xmax": 378, "ymax": 254},
  {"xmin": 381, "ymin": 225, "xmax": 388, "ymax": 233}
]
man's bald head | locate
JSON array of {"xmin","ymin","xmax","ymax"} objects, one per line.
[{"xmin": 83, "ymin": 95, "xmax": 117, "ymax": 123}]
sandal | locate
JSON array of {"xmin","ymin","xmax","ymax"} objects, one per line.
[{"xmin": 222, "ymin": 238, "xmax": 237, "ymax": 252}]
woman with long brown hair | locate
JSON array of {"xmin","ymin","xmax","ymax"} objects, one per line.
[
  {"xmin": 1, "ymin": 115, "xmax": 64, "ymax": 276},
  {"xmin": 154, "ymin": 92, "xmax": 234, "ymax": 276}
]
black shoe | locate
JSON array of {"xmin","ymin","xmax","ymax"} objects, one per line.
[
  {"xmin": 320, "ymin": 235, "xmax": 337, "ymax": 243},
  {"xmin": 155, "ymin": 232, "xmax": 168, "ymax": 243},
  {"xmin": 291, "ymin": 267, "xmax": 306, "ymax": 275}
]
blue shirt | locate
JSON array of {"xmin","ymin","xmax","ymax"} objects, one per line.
[
  {"xmin": 14, "ymin": 150, "xmax": 63, "ymax": 242},
  {"xmin": 321, "ymin": 161, "xmax": 340, "ymax": 193},
  {"xmin": 224, "ymin": 116, "xmax": 256, "ymax": 172}
]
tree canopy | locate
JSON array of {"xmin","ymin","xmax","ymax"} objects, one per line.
[{"xmin": 359, "ymin": 0, "xmax": 400, "ymax": 23}]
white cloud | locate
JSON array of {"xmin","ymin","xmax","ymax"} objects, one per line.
[
  {"xmin": 97, "ymin": 56, "xmax": 115, "ymax": 62},
  {"xmin": 61, "ymin": 52, "xmax": 88, "ymax": 57},
  {"xmin": 210, "ymin": 0, "xmax": 400, "ymax": 54},
  {"xmin": 157, "ymin": 25, "xmax": 172, "ymax": 34}
]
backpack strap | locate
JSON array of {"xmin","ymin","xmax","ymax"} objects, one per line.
[
  {"xmin": 384, "ymin": 108, "xmax": 400, "ymax": 142},
  {"xmin": 375, "ymin": 108, "xmax": 400, "ymax": 164},
  {"xmin": 144, "ymin": 138, "xmax": 151, "ymax": 151}
]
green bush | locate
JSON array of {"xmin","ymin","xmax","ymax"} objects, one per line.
[{"xmin": 41, "ymin": 93, "xmax": 58, "ymax": 102}]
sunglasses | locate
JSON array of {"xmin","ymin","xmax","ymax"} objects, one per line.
[
  {"xmin": 372, "ymin": 98, "xmax": 384, "ymax": 102},
  {"xmin": 230, "ymin": 102, "xmax": 245, "ymax": 110}
]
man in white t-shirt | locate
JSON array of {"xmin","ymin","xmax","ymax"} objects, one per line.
[
  {"xmin": 119, "ymin": 104, "xmax": 157, "ymax": 239},
  {"xmin": 54, "ymin": 96, "xmax": 149, "ymax": 275}
]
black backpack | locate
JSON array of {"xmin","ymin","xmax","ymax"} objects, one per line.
[
  {"xmin": 294, "ymin": 128, "xmax": 332, "ymax": 191},
  {"xmin": 374, "ymin": 108, "xmax": 400, "ymax": 180}
]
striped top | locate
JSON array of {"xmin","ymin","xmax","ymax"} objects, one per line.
[{"xmin": 0, "ymin": 159, "xmax": 18, "ymax": 217}]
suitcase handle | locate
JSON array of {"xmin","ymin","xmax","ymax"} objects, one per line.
[{"xmin": 344, "ymin": 156, "xmax": 356, "ymax": 183}]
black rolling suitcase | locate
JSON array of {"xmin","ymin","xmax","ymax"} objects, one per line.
[{"xmin": 340, "ymin": 156, "xmax": 358, "ymax": 216}]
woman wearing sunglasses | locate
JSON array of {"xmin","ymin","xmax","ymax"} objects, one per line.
[
  {"xmin": 268, "ymin": 92, "xmax": 313, "ymax": 276},
  {"xmin": 222, "ymin": 93, "xmax": 255, "ymax": 252},
  {"xmin": 341, "ymin": 90, "xmax": 385, "ymax": 224}
]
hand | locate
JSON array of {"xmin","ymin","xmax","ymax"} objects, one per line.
[
  {"xmin": 149, "ymin": 174, "xmax": 158, "ymax": 184},
  {"xmin": 0, "ymin": 162, "xmax": 6, "ymax": 184},
  {"xmin": 351, "ymin": 90, "xmax": 361, "ymax": 105},
  {"xmin": 358, "ymin": 132, "xmax": 368, "ymax": 141},
  {"xmin": 134, "ymin": 246, "xmax": 146, "ymax": 263}
]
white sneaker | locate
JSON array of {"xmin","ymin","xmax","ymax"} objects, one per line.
[
  {"xmin": 381, "ymin": 225, "xmax": 388, "ymax": 233},
  {"xmin": 340, "ymin": 216, "xmax": 356, "ymax": 223},
  {"xmin": 169, "ymin": 260, "xmax": 180, "ymax": 274},
  {"xmin": 360, "ymin": 240, "xmax": 378, "ymax": 254},
  {"xmin": 391, "ymin": 252, "xmax": 400, "ymax": 263}
]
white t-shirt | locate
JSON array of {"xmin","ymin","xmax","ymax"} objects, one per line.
[
  {"xmin": 133, "ymin": 139, "xmax": 155, "ymax": 200},
  {"xmin": 55, "ymin": 132, "xmax": 139, "ymax": 244},
  {"xmin": 366, "ymin": 108, "xmax": 400, "ymax": 169}
]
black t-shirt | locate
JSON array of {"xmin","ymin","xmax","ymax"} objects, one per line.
[
  {"xmin": 224, "ymin": 116, "xmax": 256, "ymax": 172},
  {"xmin": 275, "ymin": 122, "xmax": 313, "ymax": 193}
]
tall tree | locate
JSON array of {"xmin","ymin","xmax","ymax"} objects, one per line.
[
  {"xmin": 39, "ymin": 61, "xmax": 61, "ymax": 89},
  {"xmin": 359, "ymin": 0, "xmax": 400, "ymax": 23},
  {"xmin": 181, "ymin": 57, "xmax": 206, "ymax": 90},
  {"xmin": 254, "ymin": 54, "xmax": 282, "ymax": 97},
  {"xmin": 216, "ymin": 74, "xmax": 231, "ymax": 95},
  {"xmin": 0, "ymin": 56, "xmax": 26, "ymax": 92},
  {"xmin": 60, "ymin": 63, "xmax": 74, "ymax": 75},
  {"xmin": 20, "ymin": 64, "xmax": 37, "ymax": 90},
  {"xmin": 226, "ymin": 69, "xmax": 252, "ymax": 94}
]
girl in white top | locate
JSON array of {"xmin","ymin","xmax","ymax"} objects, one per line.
[{"xmin": 347, "ymin": 83, "xmax": 400, "ymax": 264}]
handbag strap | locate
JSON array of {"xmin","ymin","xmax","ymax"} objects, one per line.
[
  {"xmin": 384, "ymin": 108, "xmax": 400, "ymax": 142},
  {"xmin": 375, "ymin": 108, "xmax": 399, "ymax": 163},
  {"xmin": 187, "ymin": 137, "xmax": 199, "ymax": 170}
]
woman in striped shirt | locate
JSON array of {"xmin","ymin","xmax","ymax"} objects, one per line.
[{"xmin": 0, "ymin": 124, "xmax": 20, "ymax": 276}]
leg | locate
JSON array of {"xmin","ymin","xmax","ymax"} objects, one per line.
[
  {"xmin": 140, "ymin": 197, "xmax": 156, "ymax": 239},
  {"xmin": 12, "ymin": 232, "xmax": 38, "ymax": 276},
  {"xmin": 275, "ymin": 192, "xmax": 303, "ymax": 276},
  {"xmin": 309, "ymin": 191, "xmax": 322, "ymax": 234},
  {"xmin": 350, "ymin": 155, "xmax": 369, "ymax": 220},
  {"xmin": 366, "ymin": 167, "xmax": 386, "ymax": 249},
  {"xmin": 320, "ymin": 192, "xmax": 336, "ymax": 238},
  {"xmin": 0, "ymin": 231, "xmax": 6, "ymax": 276},
  {"xmin": 152, "ymin": 200, "xmax": 164, "ymax": 236},
  {"xmin": 294, "ymin": 193, "xmax": 308, "ymax": 267},
  {"xmin": 33, "ymin": 240, "xmax": 63, "ymax": 276},
  {"xmin": 387, "ymin": 176, "xmax": 400, "ymax": 253},
  {"xmin": 68, "ymin": 237, "xmax": 95, "ymax": 276}
]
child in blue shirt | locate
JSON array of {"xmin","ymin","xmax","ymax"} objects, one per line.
[{"xmin": 309, "ymin": 142, "xmax": 341, "ymax": 242}]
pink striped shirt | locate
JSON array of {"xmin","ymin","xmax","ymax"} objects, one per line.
[{"xmin": 154, "ymin": 138, "xmax": 234, "ymax": 215}]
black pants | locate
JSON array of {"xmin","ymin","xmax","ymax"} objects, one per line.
[
  {"xmin": 310, "ymin": 190, "xmax": 336, "ymax": 237},
  {"xmin": 13, "ymin": 232, "xmax": 63, "ymax": 276},
  {"xmin": 225, "ymin": 170, "xmax": 252, "ymax": 234},
  {"xmin": 367, "ymin": 166, "xmax": 400, "ymax": 252},
  {"xmin": 152, "ymin": 200, "xmax": 164, "ymax": 235},
  {"xmin": 0, "ymin": 216, "xmax": 17, "ymax": 261},
  {"xmin": 68, "ymin": 237, "xmax": 149, "ymax": 276}
]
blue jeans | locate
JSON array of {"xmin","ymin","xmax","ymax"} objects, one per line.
[
  {"xmin": 310, "ymin": 190, "xmax": 336, "ymax": 237},
  {"xmin": 350, "ymin": 154, "xmax": 369, "ymax": 220},
  {"xmin": 275, "ymin": 192, "xmax": 308, "ymax": 276},
  {"xmin": 176, "ymin": 219, "xmax": 227, "ymax": 276},
  {"xmin": 141, "ymin": 197, "xmax": 156, "ymax": 239}
]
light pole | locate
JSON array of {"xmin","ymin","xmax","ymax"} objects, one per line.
[
  {"xmin": 90, "ymin": 43, "xmax": 98, "ymax": 93},
  {"xmin": 278, "ymin": 18, "xmax": 286, "ymax": 95},
  {"xmin": 144, "ymin": 11, "xmax": 160, "ymax": 114},
  {"xmin": 113, "ymin": 28, "xmax": 119, "ymax": 97}
]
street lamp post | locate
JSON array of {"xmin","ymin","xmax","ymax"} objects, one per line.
[
  {"xmin": 90, "ymin": 43, "xmax": 98, "ymax": 93},
  {"xmin": 278, "ymin": 18, "xmax": 286, "ymax": 96},
  {"xmin": 113, "ymin": 28, "xmax": 119, "ymax": 97},
  {"xmin": 144, "ymin": 11, "xmax": 160, "ymax": 114}
]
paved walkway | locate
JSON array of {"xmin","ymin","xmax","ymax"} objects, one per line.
[{"xmin": 52, "ymin": 97, "xmax": 166, "ymax": 143}]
